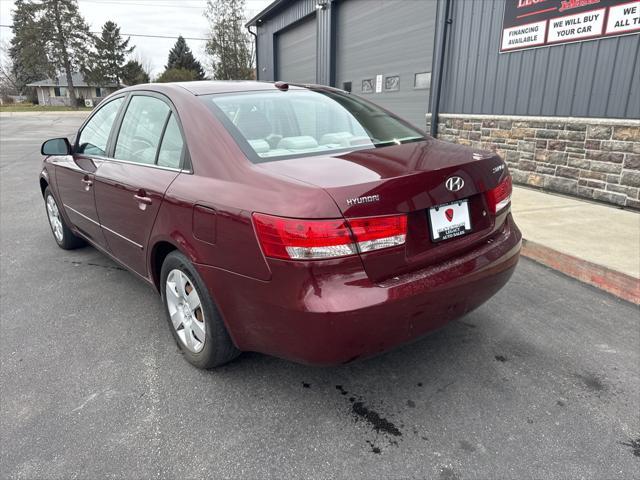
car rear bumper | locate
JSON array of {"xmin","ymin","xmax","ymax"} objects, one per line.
[{"xmin": 196, "ymin": 213, "xmax": 522, "ymax": 365}]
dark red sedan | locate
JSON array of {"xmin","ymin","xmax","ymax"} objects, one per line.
[{"xmin": 40, "ymin": 81, "xmax": 521, "ymax": 368}]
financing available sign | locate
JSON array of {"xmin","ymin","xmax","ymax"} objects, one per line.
[{"xmin": 500, "ymin": 0, "xmax": 640, "ymax": 52}]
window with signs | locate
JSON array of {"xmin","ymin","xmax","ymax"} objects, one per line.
[
  {"xmin": 77, "ymin": 97, "xmax": 124, "ymax": 156},
  {"xmin": 384, "ymin": 75, "xmax": 400, "ymax": 92}
]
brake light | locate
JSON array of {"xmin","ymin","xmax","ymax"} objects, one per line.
[
  {"xmin": 347, "ymin": 215, "xmax": 407, "ymax": 253},
  {"xmin": 486, "ymin": 175, "xmax": 512, "ymax": 214},
  {"xmin": 252, "ymin": 213, "xmax": 407, "ymax": 260}
]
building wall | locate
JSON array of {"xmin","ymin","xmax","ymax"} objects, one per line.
[
  {"xmin": 435, "ymin": 0, "xmax": 640, "ymax": 118},
  {"xmin": 255, "ymin": 0, "xmax": 333, "ymax": 84},
  {"xmin": 431, "ymin": 113, "xmax": 640, "ymax": 210},
  {"xmin": 253, "ymin": 0, "xmax": 640, "ymax": 208},
  {"xmin": 334, "ymin": 0, "xmax": 436, "ymax": 127},
  {"xmin": 38, "ymin": 86, "xmax": 115, "ymax": 106}
]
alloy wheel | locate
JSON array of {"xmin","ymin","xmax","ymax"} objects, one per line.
[
  {"xmin": 165, "ymin": 269, "xmax": 206, "ymax": 353},
  {"xmin": 46, "ymin": 194, "xmax": 64, "ymax": 243}
]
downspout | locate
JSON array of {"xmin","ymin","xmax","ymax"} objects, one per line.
[
  {"xmin": 430, "ymin": 0, "xmax": 452, "ymax": 138},
  {"xmin": 247, "ymin": 25, "xmax": 258, "ymax": 80}
]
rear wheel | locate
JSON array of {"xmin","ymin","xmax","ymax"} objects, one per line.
[
  {"xmin": 44, "ymin": 187, "xmax": 85, "ymax": 250},
  {"xmin": 160, "ymin": 251, "xmax": 240, "ymax": 369}
]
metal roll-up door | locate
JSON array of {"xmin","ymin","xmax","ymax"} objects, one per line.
[
  {"xmin": 275, "ymin": 14, "xmax": 317, "ymax": 84},
  {"xmin": 336, "ymin": 0, "xmax": 436, "ymax": 128}
]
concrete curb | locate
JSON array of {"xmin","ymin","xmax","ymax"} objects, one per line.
[{"xmin": 521, "ymin": 239, "xmax": 640, "ymax": 305}]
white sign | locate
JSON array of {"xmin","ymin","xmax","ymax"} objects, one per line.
[
  {"xmin": 501, "ymin": 20, "xmax": 547, "ymax": 50},
  {"xmin": 606, "ymin": 1, "xmax": 640, "ymax": 34},
  {"xmin": 547, "ymin": 8, "xmax": 605, "ymax": 43},
  {"xmin": 428, "ymin": 201, "xmax": 472, "ymax": 242},
  {"xmin": 375, "ymin": 74, "xmax": 382, "ymax": 93}
]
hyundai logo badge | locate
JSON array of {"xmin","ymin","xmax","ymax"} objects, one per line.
[{"xmin": 445, "ymin": 176, "xmax": 464, "ymax": 192}]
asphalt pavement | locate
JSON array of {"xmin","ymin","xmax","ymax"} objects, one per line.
[{"xmin": 1, "ymin": 114, "xmax": 638, "ymax": 479}]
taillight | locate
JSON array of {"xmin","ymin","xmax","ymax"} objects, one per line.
[
  {"xmin": 252, "ymin": 213, "xmax": 407, "ymax": 260},
  {"xmin": 347, "ymin": 215, "xmax": 407, "ymax": 253},
  {"xmin": 486, "ymin": 175, "xmax": 512, "ymax": 214}
]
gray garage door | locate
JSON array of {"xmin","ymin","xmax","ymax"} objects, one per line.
[
  {"xmin": 336, "ymin": 0, "xmax": 436, "ymax": 128},
  {"xmin": 275, "ymin": 14, "xmax": 316, "ymax": 84}
]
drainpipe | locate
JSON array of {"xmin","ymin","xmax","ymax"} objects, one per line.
[
  {"xmin": 247, "ymin": 25, "xmax": 258, "ymax": 80},
  {"xmin": 430, "ymin": 0, "xmax": 452, "ymax": 138}
]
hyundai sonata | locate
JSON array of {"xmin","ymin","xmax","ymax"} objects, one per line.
[{"xmin": 39, "ymin": 81, "xmax": 521, "ymax": 368}]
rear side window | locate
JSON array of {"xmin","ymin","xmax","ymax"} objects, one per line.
[
  {"xmin": 157, "ymin": 113, "xmax": 184, "ymax": 169},
  {"xmin": 114, "ymin": 96, "xmax": 170, "ymax": 165},
  {"xmin": 77, "ymin": 97, "xmax": 124, "ymax": 156}
]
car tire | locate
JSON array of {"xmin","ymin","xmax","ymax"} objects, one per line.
[
  {"xmin": 44, "ymin": 186, "xmax": 85, "ymax": 250},
  {"xmin": 160, "ymin": 250, "xmax": 240, "ymax": 369}
]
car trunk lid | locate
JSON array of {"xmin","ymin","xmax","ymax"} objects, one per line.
[{"xmin": 258, "ymin": 138, "xmax": 510, "ymax": 281}]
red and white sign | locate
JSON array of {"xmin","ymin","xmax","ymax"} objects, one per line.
[
  {"xmin": 547, "ymin": 7, "xmax": 606, "ymax": 42},
  {"xmin": 605, "ymin": 1, "xmax": 640, "ymax": 34},
  {"xmin": 501, "ymin": 0, "xmax": 640, "ymax": 52},
  {"xmin": 501, "ymin": 20, "xmax": 548, "ymax": 50},
  {"xmin": 428, "ymin": 200, "xmax": 472, "ymax": 242}
]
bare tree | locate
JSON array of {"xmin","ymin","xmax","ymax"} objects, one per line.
[
  {"xmin": 0, "ymin": 41, "xmax": 20, "ymax": 100},
  {"xmin": 205, "ymin": 0, "xmax": 255, "ymax": 80},
  {"xmin": 134, "ymin": 52, "xmax": 154, "ymax": 81}
]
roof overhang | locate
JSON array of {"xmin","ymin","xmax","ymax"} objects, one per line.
[{"xmin": 245, "ymin": 0, "xmax": 287, "ymax": 27}]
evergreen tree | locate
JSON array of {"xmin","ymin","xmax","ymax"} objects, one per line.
[
  {"xmin": 88, "ymin": 21, "xmax": 134, "ymax": 86},
  {"xmin": 38, "ymin": 0, "xmax": 93, "ymax": 108},
  {"xmin": 156, "ymin": 68, "xmax": 198, "ymax": 83},
  {"xmin": 121, "ymin": 59, "xmax": 150, "ymax": 86},
  {"xmin": 164, "ymin": 36, "xmax": 205, "ymax": 80},
  {"xmin": 8, "ymin": 0, "xmax": 51, "ymax": 95},
  {"xmin": 205, "ymin": 0, "xmax": 254, "ymax": 80}
]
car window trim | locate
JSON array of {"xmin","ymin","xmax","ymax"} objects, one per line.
[
  {"xmin": 107, "ymin": 90, "xmax": 193, "ymax": 173},
  {"xmin": 154, "ymin": 111, "xmax": 172, "ymax": 165}
]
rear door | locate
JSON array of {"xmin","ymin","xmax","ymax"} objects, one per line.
[
  {"xmin": 93, "ymin": 93, "xmax": 185, "ymax": 276},
  {"xmin": 55, "ymin": 96, "xmax": 125, "ymax": 247}
]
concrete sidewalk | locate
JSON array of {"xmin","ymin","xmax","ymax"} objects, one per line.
[{"xmin": 512, "ymin": 186, "xmax": 640, "ymax": 303}]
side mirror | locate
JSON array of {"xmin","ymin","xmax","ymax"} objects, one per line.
[{"xmin": 41, "ymin": 137, "xmax": 72, "ymax": 156}]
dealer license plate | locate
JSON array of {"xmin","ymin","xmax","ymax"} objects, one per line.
[{"xmin": 428, "ymin": 199, "xmax": 472, "ymax": 242}]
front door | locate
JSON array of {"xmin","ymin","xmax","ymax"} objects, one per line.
[
  {"xmin": 93, "ymin": 94, "xmax": 185, "ymax": 276},
  {"xmin": 55, "ymin": 96, "xmax": 125, "ymax": 247}
]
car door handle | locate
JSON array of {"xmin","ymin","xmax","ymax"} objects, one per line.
[
  {"xmin": 81, "ymin": 178, "xmax": 93, "ymax": 186},
  {"xmin": 134, "ymin": 194, "xmax": 152, "ymax": 205}
]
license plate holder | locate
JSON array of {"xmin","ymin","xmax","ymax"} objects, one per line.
[{"xmin": 428, "ymin": 199, "xmax": 472, "ymax": 242}]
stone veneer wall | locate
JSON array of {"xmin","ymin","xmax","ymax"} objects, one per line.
[{"xmin": 426, "ymin": 114, "xmax": 640, "ymax": 210}]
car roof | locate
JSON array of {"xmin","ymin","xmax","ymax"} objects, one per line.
[{"xmin": 167, "ymin": 80, "xmax": 309, "ymax": 96}]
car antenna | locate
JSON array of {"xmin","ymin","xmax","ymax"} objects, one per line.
[{"xmin": 274, "ymin": 81, "xmax": 289, "ymax": 91}]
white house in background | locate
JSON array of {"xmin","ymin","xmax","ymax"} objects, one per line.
[{"xmin": 27, "ymin": 73, "xmax": 118, "ymax": 106}]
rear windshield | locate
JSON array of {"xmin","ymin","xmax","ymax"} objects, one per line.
[{"xmin": 201, "ymin": 89, "xmax": 425, "ymax": 163}]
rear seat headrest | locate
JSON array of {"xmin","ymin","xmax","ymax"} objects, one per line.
[{"xmin": 277, "ymin": 136, "xmax": 319, "ymax": 150}]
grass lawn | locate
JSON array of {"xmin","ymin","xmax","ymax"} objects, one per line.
[{"xmin": 0, "ymin": 104, "xmax": 93, "ymax": 112}]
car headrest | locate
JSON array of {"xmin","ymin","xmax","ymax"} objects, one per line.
[
  {"xmin": 248, "ymin": 139, "xmax": 270, "ymax": 154},
  {"xmin": 277, "ymin": 136, "xmax": 319, "ymax": 150},
  {"xmin": 319, "ymin": 132, "xmax": 354, "ymax": 145}
]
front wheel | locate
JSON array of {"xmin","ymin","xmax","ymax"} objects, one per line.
[
  {"xmin": 160, "ymin": 251, "xmax": 240, "ymax": 369},
  {"xmin": 44, "ymin": 187, "xmax": 85, "ymax": 250}
]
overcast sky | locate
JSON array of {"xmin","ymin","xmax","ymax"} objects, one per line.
[{"xmin": 0, "ymin": 0, "xmax": 271, "ymax": 77}]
